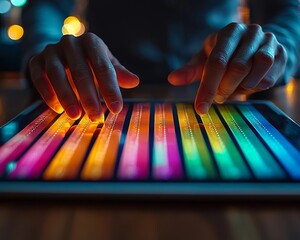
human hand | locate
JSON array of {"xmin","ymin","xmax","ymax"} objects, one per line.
[
  {"xmin": 29, "ymin": 32, "xmax": 139, "ymax": 121},
  {"xmin": 168, "ymin": 23, "xmax": 287, "ymax": 114}
]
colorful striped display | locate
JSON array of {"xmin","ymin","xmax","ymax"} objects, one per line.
[
  {"xmin": 1, "ymin": 102, "xmax": 299, "ymax": 182},
  {"xmin": 43, "ymin": 114, "xmax": 98, "ymax": 180},
  {"xmin": 218, "ymin": 105, "xmax": 285, "ymax": 179},
  {"xmin": 176, "ymin": 103, "xmax": 216, "ymax": 179},
  {"xmin": 118, "ymin": 103, "xmax": 151, "ymax": 180},
  {"xmin": 200, "ymin": 106, "xmax": 251, "ymax": 180},
  {"xmin": 8, "ymin": 113, "xmax": 74, "ymax": 179},
  {"xmin": 153, "ymin": 103, "xmax": 182, "ymax": 179},
  {"xmin": 0, "ymin": 109, "xmax": 57, "ymax": 175},
  {"xmin": 239, "ymin": 105, "xmax": 300, "ymax": 179},
  {"xmin": 81, "ymin": 105, "xmax": 128, "ymax": 180}
]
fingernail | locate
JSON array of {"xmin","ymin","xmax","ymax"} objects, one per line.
[
  {"xmin": 110, "ymin": 101, "xmax": 122, "ymax": 113},
  {"xmin": 214, "ymin": 94, "xmax": 226, "ymax": 104},
  {"xmin": 196, "ymin": 102, "xmax": 209, "ymax": 115},
  {"xmin": 66, "ymin": 105, "xmax": 81, "ymax": 119},
  {"xmin": 242, "ymin": 81, "xmax": 256, "ymax": 89},
  {"xmin": 257, "ymin": 80, "xmax": 272, "ymax": 90}
]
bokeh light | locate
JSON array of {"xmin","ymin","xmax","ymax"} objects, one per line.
[
  {"xmin": 8, "ymin": 24, "xmax": 24, "ymax": 40},
  {"xmin": 286, "ymin": 79, "xmax": 295, "ymax": 95},
  {"xmin": 62, "ymin": 16, "xmax": 85, "ymax": 37},
  {"xmin": 10, "ymin": 0, "xmax": 27, "ymax": 7},
  {"xmin": 0, "ymin": 0, "xmax": 11, "ymax": 14}
]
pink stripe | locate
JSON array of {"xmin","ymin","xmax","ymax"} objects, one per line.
[
  {"xmin": 0, "ymin": 109, "xmax": 57, "ymax": 174},
  {"xmin": 166, "ymin": 131, "xmax": 182, "ymax": 179},
  {"xmin": 135, "ymin": 132, "xmax": 150, "ymax": 178},
  {"xmin": 153, "ymin": 104, "xmax": 182, "ymax": 179},
  {"xmin": 118, "ymin": 103, "xmax": 150, "ymax": 179},
  {"xmin": 8, "ymin": 114, "xmax": 74, "ymax": 179}
]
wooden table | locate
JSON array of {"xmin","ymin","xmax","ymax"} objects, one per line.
[{"xmin": 0, "ymin": 73, "xmax": 300, "ymax": 240}]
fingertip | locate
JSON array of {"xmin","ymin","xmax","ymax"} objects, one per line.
[
  {"xmin": 128, "ymin": 74, "xmax": 140, "ymax": 88},
  {"xmin": 168, "ymin": 69, "xmax": 186, "ymax": 86},
  {"xmin": 167, "ymin": 71, "xmax": 177, "ymax": 85},
  {"xmin": 88, "ymin": 110, "xmax": 104, "ymax": 123},
  {"xmin": 52, "ymin": 103, "xmax": 64, "ymax": 114},
  {"xmin": 169, "ymin": 65, "xmax": 198, "ymax": 86},
  {"xmin": 195, "ymin": 102, "xmax": 210, "ymax": 115},
  {"xmin": 116, "ymin": 68, "xmax": 140, "ymax": 89},
  {"xmin": 109, "ymin": 100, "xmax": 123, "ymax": 114},
  {"xmin": 65, "ymin": 105, "xmax": 82, "ymax": 120},
  {"xmin": 214, "ymin": 94, "xmax": 226, "ymax": 104}
]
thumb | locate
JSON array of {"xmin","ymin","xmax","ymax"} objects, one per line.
[
  {"xmin": 168, "ymin": 50, "xmax": 207, "ymax": 86},
  {"xmin": 107, "ymin": 49, "xmax": 140, "ymax": 89},
  {"xmin": 114, "ymin": 64, "xmax": 140, "ymax": 89}
]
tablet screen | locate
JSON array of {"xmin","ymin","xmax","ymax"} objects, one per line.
[{"xmin": 0, "ymin": 100, "xmax": 299, "ymax": 197}]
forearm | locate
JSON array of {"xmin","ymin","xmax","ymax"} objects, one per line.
[{"xmin": 249, "ymin": 0, "xmax": 300, "ymax": 85}]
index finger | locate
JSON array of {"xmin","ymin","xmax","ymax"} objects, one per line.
[
  {"xmin": 195, "ymin": 23, "xmax": 245, "ymax": 114},
  {"xmin": 80, "ymin": 33, "xmax": 123, "ymax": 113}
]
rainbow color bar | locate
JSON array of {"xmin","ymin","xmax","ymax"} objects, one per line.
[
  {"xmin": 200, "ymin": 106, "xmax": 250, "ymax": 180},
  {"xmin": 81, "ymin": 105, "xmax": 128, "ymax": 180},
  {"xmin": 0, "ymin": 109, "xmax": 57, "ymax": 175},
  {"xmin": 43, "ymin": 114, "xmax": 99, "ymax": 180},
  {"xmin": 118, "ymin": 103, "xmax": 150, "ymax": 180},
  {"xmin": 176, "ymin": 103, "xmax": 216, "ymax": 179},
  {"xmin": 153, "ymin": 103, "xmax": 182, "ymax": 180},
  {"xmin": 239, "ymin": 105, "xmax": 300, "ymax": 179},
  {"xmin": 8, "ymin": 113, "xmax": 75, "ymax": 179},
  {"xmin": 218, "ymin": 105, "xmax": 285, "ymax": 179}
]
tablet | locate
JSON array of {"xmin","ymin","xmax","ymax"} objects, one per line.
[{"xmin": 0, "ymin": 100, "xmax": 299, "ymax": 199}]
